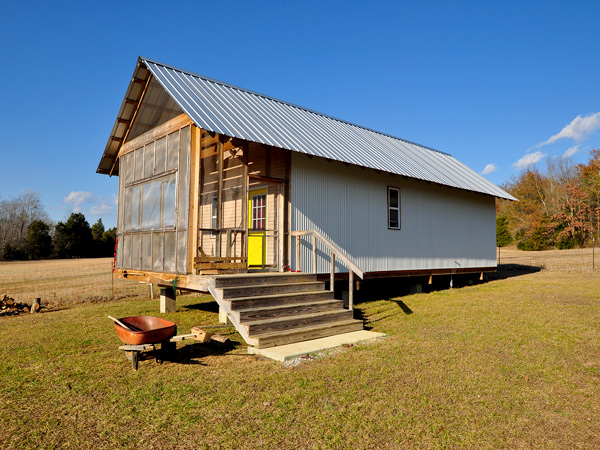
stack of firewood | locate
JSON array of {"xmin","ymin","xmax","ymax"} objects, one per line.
[{"xmin": 0, "ymin": 294, "xmax": 40, "ymax": 316}]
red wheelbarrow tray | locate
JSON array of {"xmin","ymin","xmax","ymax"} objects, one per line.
[{"xmin": 114, "ymin": 316, "xmax": 177, "ymax": 345}]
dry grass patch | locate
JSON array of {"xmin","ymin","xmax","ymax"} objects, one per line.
[{"xmin": 0, "ymin": 258, "xmax": 145, "ymax": 307}]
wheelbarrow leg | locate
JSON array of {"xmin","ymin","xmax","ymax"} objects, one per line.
[{"xmin": 131, "ymin": 350, "xmax": 139, "ymax": 370}]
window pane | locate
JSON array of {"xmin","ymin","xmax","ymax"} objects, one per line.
[
  {"xmin": 134, "ymin": 147, "xmax": 144, "ymax": 181},
  {"xmin": 122, "ymin": 234, "xmax": 131, "ymax": 268},
  {"xmin": 389, "ymin": 209, "xmax": 399, "ymax": 228},
  {"xmin": 141, "ymin": 233, "xmax": 152, "ymax": 270},
  {"xmin": 125, "ymin": 152, "xmax": 134, "ymax": 185},
  {"xmin": 164, "ymin": 231, "xmax": 176, "ymax": 272},
  {"xmin": 163, "ymin": 175, "xmax": 176, "ymax": 227},
  {"xmin": 177, "ymin": 231, "xmax": 187, "ymax": 274},
  {"xmin": 155, "ymin": 136, "xmax": 166, "ymax": 174},
  {"xmin": 144, "ymin": 142, "xmax": 154, "ymax": 179},
  {"xmin": 142, "ymin": 181, "xmax": 161, "ymax": 230},
  {"xmin": 167, "ymin": 131, "xmax": 179, "ymax": 170},
  {"xmin": 152, "ymin": 232, "xmax": 163, "ymax": 271},
  {"xmin": 389, "ymin": 188, "xmax": 399, "ymax": 208},
  {"xmin": 130, "ymin": 185, "xmax": 141, "ymax": 230},
  {"xmin": 131, "ymin": 233, "xmax": 141, "ymax": 269}
]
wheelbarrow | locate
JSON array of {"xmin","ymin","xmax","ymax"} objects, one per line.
[{"xmin": 109, "ymin": 315, "xmax": 211, "ymax": 370}]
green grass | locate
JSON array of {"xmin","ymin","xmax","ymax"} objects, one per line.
[{"xmin": 1, "ymin": 269, "xmax": 600, "ymax": 449}]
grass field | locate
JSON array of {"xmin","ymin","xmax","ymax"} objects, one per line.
[{"xmin": 1, "ymin": 252, "xmax": 599, "ymax": 449}]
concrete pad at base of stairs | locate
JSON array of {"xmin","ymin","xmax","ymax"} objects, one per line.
[{"xmin": 247, "ymin": 330, "xmax": 387, "ymax": 362}]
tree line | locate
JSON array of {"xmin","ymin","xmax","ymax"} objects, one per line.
[
  {"xmin": 497, "ymin": 149, "xmax": 600, "ymax": 250},
  {"xmin": 0, "ymin": 191, "xmax": 116, "ymax": 261}
]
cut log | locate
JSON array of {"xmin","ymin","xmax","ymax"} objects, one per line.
[
  {"xmin": 30, "ymin": 298, "xmax": 40, "ymax": 314},
  {"xmin": 190, "ymin": 327, "xmax": 213, "ymax": 343},
  {"xmin": 210, "ymin": 334, "xmax": 231, "ymax": 346}
]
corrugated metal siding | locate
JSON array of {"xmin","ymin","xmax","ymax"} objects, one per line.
[
  {"xmin": 290, "ymin": 153, "xmax": 497, "ymax": 273},
  {"xmin": 139, "ymin": 57, "xmax": 515, "ymax": 201}
]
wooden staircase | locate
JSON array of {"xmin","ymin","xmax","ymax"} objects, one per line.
[{"xmin": 206, "ymin": 273, "xmax": 363, "ymax": 349}]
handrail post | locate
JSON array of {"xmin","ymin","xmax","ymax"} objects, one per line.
[
  {"xmin": 312, "ymin": 234, "xmax": 317, "ymax": 274},
  {"xmin": 330, "ymin": 252, "xmax": 335, "ymax": 292},
  {"xmin": 296, "ymin": 235, "xmax": 301, "ymax": 272},
  {"xmin": 348, "ymin": 270, "xmax": 354, "ymax": 311}
]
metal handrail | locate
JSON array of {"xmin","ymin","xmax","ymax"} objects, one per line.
[{"xmin": 291, "ymin": 230, "xmax": 363, "ymax": 310}]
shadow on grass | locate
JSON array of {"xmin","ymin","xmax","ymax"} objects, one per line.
[
  {"xmin": 485, "ymin": 264, "xmax": 542, "ymax": 281},
  {"xmin": 181, "ymin": 301, "xmax": 219, "ymax": 313},
  {"xmin": 125, "ymin": 338, "xmax": 241, "ymax": 370}
]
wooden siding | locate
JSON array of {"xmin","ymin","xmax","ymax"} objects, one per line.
[{"xmin": 290, "ymin": 153, "xmax": 497, "ymax": 274}]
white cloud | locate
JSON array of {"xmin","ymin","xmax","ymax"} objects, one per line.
[
  {"xmin": 513, "ymin": 151, "xmax": 547, "ymax": 170},
  {"xmin": 63, "ymin": 191, "xmax": 116, "ymax": 216},
  {"xmin": 538, "ymin": 112, "xmax": 600, "ymax": 147},
  {"xmin": 482, "ymin": 163, "xmax": 497, "ymax": 175},
  {"xmin": 63, "ymin": 191, "xmax": 93, "ymax": 212},
  {"xmin": 562, "ymin": 145, "xmax": 580, "ymax": 158},
  {"xmin": 90, "ymin": 201, "xmax": 114, "ymax": 215}
]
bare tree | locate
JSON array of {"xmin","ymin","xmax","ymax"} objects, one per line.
[{"xmin": 0, "ymin": 191, "xmax": 51, "ymax": 256}]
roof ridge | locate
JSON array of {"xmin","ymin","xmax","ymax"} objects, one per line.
[{"xmin": 140, "ymin": 56, "xmax": 450, "ymax": 157}]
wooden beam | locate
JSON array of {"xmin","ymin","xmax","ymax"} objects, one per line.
[{"xmin": 187, "ymin": 125, "xmax": 201, "ymax": 274}]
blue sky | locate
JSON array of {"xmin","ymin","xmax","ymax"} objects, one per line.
[{"xmin": 1, "ymin": 0, "xmax": 599, "ymax": 229}]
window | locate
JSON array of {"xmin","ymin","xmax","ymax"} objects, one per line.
[
  {"xmin": 388, "ymin": 186, "xmax": 400, "ymax": 229},
  {"xmin": 251, "ymin": 194, "xmax": 266, "ymax": 230}
]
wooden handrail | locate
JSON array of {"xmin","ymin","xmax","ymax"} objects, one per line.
[
  {"xmin": 290, "ymin": 230, "xmax": 364, "ymax": 279},
  {"xmin": 291, "ymin": 230, "xmax": 364, "ymax": 310}
]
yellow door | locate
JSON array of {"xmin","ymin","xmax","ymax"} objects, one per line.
[{"xmin": 248, "ymin": 188, "xmax": 268, "ymax": 267}]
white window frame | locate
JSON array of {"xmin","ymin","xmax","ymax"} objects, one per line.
[{"xmin": 388, "ymin": 186, "xmax": 401, "ymax": 230}]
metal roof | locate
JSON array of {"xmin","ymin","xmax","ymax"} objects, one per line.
[{"xmin": 98, "ymin": 57, "xmax": 516, "ymax": 201}]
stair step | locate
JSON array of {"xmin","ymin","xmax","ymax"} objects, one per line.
[
  {"xmin": 221, "ymin": 282, "xmax": 326, "ymax": 300},
  {"xmin": 234, "ymin": 299, "xmax": 343, "ymax": 321},
  {"xmin": 253, "ymin": 319, "xmax": 364, "ymax": 349},
  {"xmin": 227, "ymin": 290, "xmax": 334, "ymax": 310},
  {"xmin": 245, "ymin": 309, "xmax": 354, "ymax": 334},
  {"xmin": 214, "ymin": 273, "xmax": 317, "ymax": 288}
]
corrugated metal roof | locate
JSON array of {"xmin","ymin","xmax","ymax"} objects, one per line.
[{"xmin": 99, "ymin": 56, "xmax": 516, "ymax": 201}]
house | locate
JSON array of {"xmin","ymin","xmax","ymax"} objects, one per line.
[{"xmin": 97, "ymin": 57, "xmax": 515, "ymax": 349}]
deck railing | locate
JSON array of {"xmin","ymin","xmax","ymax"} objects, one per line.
[{"xmin": 291, "ymin": 230, "xmax": 364, "ymax": 311}]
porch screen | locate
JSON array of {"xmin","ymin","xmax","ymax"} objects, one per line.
[{"xmin": 116, "ymin": 125, "xmax": 190, "ymax": 273}]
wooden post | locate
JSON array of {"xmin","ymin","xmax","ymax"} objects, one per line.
[
  {"xmin": 160, "ymin": 288, "xmax": 176, "ymax": 313},
  {"xmin": 242, "ymin": 142, "xmax": 249, "ymax": 262},
  {"xmin": 330, "ymin": 253, "xmax": 335, "ymax": 292},
  {"xmin": 312, "ymin": 234, "xmax": 317, "ymax": 273},
  {"xmin": 348, "ymin": 271, "xmax": 354, "ymax": 311},
  {"xmin": 226, "ymin": 229, "xmax": 232, "ymax": 257},
  {"xmin": 216, "ymin": 138, "xmax": 224, "ymax": 257},
  {"xmin": 296, "ymin": 235, "xmax": 301, "ymax": 272}
]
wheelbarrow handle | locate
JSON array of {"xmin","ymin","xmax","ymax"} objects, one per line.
[{"xmin": 108, "ymin": 315, "xmax": 134, "ymax": 331}]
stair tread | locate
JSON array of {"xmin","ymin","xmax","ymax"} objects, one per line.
[
  {"xmin": 244, "ymin": 309, "xmax": 351, "ymax": 326},
  {"xmin": 228, "ymin": 290, "xmax": 332, "ymax": 303},
  {"xmin": 221, "ymin": 281, "xmax": 323, "ymax": 291},
  {"xmin": 234, "ymin": 299, "xmax": 340, "ymax": 313},
  {"xmin": 215, "ymin": 272, "xmax": 315, "ymax": 279},
  {"xmin": 252, "ymin": 318, "xmax": 363, "ymax": 339}
]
